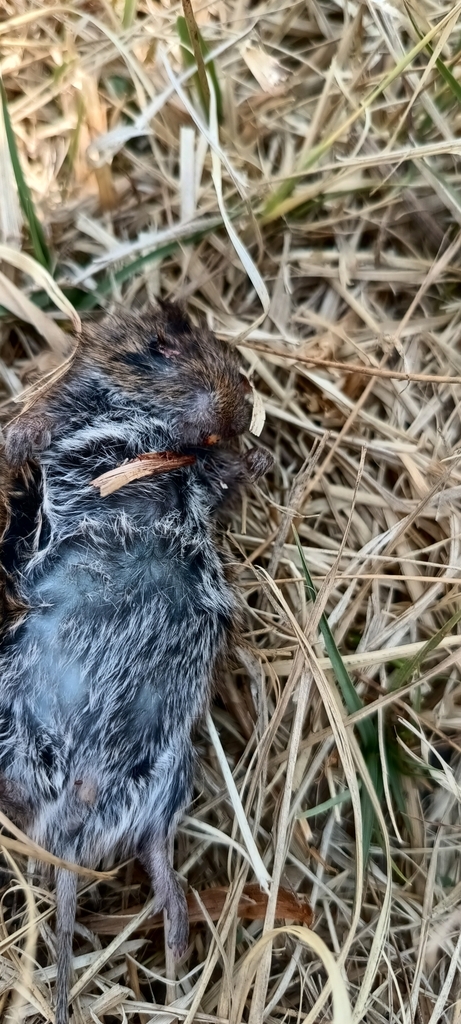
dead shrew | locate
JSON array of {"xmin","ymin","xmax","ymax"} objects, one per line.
[{"xmin": 0, "ymin": 302, "xmax": 273, "ymax": 1024}]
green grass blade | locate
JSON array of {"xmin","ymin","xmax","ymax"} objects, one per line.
[
  {"xmin": 177, "ymin": 15, "xmax": 223, "ymax": 123},
  {"xmin": 179, "ymin": 1, "xmax": 210, "ymax": 115},
  {"xmin": 294, "ymin": 529, "xmax": 381, "ymax": 863},
  {"xmin": 431, "ymin": 48, "xmax": 461, "ymax": 104},
  {"xmin": 361, "ymin": 752, "xmax": 382, "ymax": 863},
  {"xmin": 0, "ymin": 80, "xmax": 51, "ymax": 270},
  {"xmin": 390, "ymin": 606, "xmax": 461, "ymax": 691},
  {"xmin": 294, "ymin": 530, "xmax": 375, "ymax": 748},
  {"xmin": 298, "ymin": 790, "xmax": 351, "ymax": 819},
  {"xmin": 405, "ymin": 6, "xmax": 461, "ymax": 104},
  {"xmin": 15, "ymin": 218, "xmax": 224, "ymax": 315},
  {"xmin": 122, "ymin": 0, "xmax": 137, "ymax": 29}
]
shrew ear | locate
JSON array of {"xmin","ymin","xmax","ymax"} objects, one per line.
[
  {"xmin": 151, "ymin": 302, "xmax": 193, "ymax": 359},
  {"xmin": 158, "ymin": 300, "xmax": 193, "ymax": 335}
]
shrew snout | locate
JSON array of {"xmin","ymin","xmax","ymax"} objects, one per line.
[{"xmin": 179, "ymin": 375, "xmax": 253, "ymax": 447}]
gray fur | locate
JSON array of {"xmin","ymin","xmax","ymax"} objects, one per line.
[{"xmin": 0, "ymin": 305, "xmax": 273, "ymax": 1023}]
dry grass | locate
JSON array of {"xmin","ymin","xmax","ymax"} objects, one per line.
[{"xmin": 1, "ymin": 0, "xmax": 461, "ymax": 1021}]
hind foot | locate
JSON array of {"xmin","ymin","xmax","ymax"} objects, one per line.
[
  {"xmin": 139, "ymin": 835, "xmax": 189, "ymax": 959},
  {"xmin": 164, "ymin": 875, "xmax": 189, "ymax": 958}
]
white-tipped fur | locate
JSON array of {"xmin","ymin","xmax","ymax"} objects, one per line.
[{"xmin": 0, "ymin": 305, "xmax": 273, "ymax": 1022}]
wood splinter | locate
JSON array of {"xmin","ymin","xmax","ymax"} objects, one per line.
[{"xmin": 91, "ymin": 452, "xmax": 196, "ymax": 497}]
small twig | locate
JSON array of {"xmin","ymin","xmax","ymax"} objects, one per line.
[{"xmin": 243, "ymin": 344, "xmax": 461, "ymax": 385}]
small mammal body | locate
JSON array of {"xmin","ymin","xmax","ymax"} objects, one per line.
[{"xmin": 0, "ymin": 304, "xmax": 272, "ymax": 1024}]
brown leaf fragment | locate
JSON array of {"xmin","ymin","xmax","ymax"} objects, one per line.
[
  {"xmin": 79, "ymin": 884, "xmax": 313, "ymax": 935},
  {"xmin": 90, "ymin": 452, "xmax": 196, "ymax": 496}
]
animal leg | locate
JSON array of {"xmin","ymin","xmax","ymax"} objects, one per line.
[
  {"xmin": 4, "ymin": 413, "xmax": 53, "ymax": 468},
  {"xmin": 241, "ymin": 446, "xmax": 274, "ymax": 481},
  {"xmin": 140, "ymin": 837, "xmax": 188, "ymax": 958},
  {"xmin": 55, "ymin": 867, "xmax": 78, "ymax": 1024}
]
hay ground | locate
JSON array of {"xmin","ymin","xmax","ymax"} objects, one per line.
[{"xmin": 1, "ymin": 0, "xmax": 461, "ymax": 1021}]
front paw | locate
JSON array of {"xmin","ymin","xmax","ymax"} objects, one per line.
[
  {"xmin": 243, "ymin": 446, "xmax": 274, "ymax": 482},
  {"xmin": 4, "ymin": 414, "xmax": 52, "ymax": 468}
]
